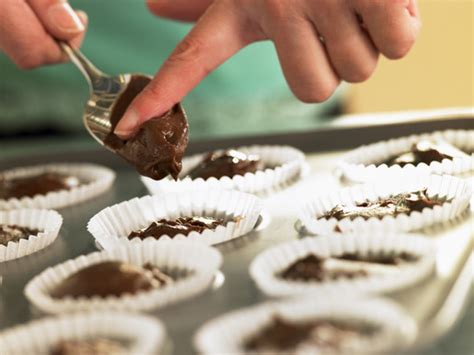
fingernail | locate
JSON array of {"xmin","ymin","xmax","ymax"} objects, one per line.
[
  {"xmin": 48, "ymin": 2, "xmax": 85, "ymax": 33},
  {"xmin": 114, "ymin": 109, "xmax": 140, "ymax": 138}
]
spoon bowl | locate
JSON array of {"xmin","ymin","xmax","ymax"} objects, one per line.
[{"xmin": 59, "ymin": 42, "xmax": 148, "ymax": 147}]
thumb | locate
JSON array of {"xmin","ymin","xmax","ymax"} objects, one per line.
[{"xmin": 28, "ymin": 0, "xmax": 85, "ymax": 40}]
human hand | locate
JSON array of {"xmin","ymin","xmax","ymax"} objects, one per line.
[
  {"xmin": 0, "ymin": 0, "xmax": 87, "ymax": 69},
  {"xmin": 114, "ymin": 0, "xmax": 421, "ymax": 138}
]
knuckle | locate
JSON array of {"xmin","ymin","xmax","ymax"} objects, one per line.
[
  {"xmin": 167, "ymin": 36, "xmax": 212, "ymax": 78},
  {"xmin": 261, "ymin": 0, "xmax": 287, "ymax": 20},
  {"xmin": 261, "ymin": 0, "xmax": 284, "ymax": 11},
  {"xmin": 143, "ymin": 82, "xmax": 163, "ymax": 101},
  {"xmin": 169, "ymin": 36, "xmax": 204, "ymax": 65}
]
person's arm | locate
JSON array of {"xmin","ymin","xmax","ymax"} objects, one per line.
[
  {"xmin": 114, "ymin": 0, "xmax": 421, "ymax": 138},
  {"xmin": 0, "ymin": 0, "xmax": 87, "ymax": 69}
]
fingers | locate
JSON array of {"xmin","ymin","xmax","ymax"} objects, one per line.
[
  {"xmin": 262, "ymin": 10, "xmax": 340, "ymax": 102},
  {"xmin": 309, "ymin": 0, "xmax": 378, "ymax": 83},
  {"xmin": 27, "ymin": 0, "xmax": 85, "ymax": 40},
  {"xmin": 114, "ymin": 0, "xmax": 256, "ymax": 138},
  {"xmin": 354, "ymin": 0, "xmax": 421, "ymax": 59},
  {"xmin": 0, "ymin": 0, "xmax": 87, "ymax": 69},
  {"xmin": 146, "ymin": 0, "xmax": 213, "ymax": 22},
  {"xmin": 115, "ymin": 0, "xmax": 421, "ymax": 138}
]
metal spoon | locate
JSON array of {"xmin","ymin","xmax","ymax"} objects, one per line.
[{"xmin": 58, "ymin": 41, "xmax": 148, "ymax": 147}]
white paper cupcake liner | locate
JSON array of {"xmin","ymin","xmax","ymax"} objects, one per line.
[
  {"xmin": 141, "ymin": 145, "xmax": 305, "ymax": 195},
  {"xmin": 0, "ymin": 209, "xmax": 63, "ymax": 263},
  {"xmin": 249, "ymin": 233, "xmax": 435, "ymax": 298},
  {"xmin": 24, "ymin": 241, "xmax": 222, "ymax": 314},
  {"xmin": 0, "ymin": 163, "xmax": 116, "ymax": 210},
  {"xmin": 299, "ymin": 174, "xmax": 471, "ymax": 235},
  {"xmin": 194, "ymin": 297, "xmax": 417, "ymax": 354},
  {"xmin": 0, "ymin": 311, "xmax": 165, "ymax": 355},
  {"xmin": 337, "ymin": 129, "xmax": 474, "ymax": 183},
  {"xmin": 88, "ymin": 189, "xmax": 263, "ymax": 250}
]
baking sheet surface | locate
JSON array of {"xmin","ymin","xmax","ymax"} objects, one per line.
[{"xmin": 0, "ymin": 150, "xmax": 472, "ymax": 355}]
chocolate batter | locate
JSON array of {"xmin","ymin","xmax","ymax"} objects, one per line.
[
  {"xmin": 51, "ymin": 339, "xmax": 126, "ymax": 355},
  {"xmin": 187, "ymin": 149, "xmax": 263, "ymax": 180},
  {"xmin": 0, "ymin": 172, "xmax": 80, "ymax": 200},
  {"xmin": 104, "ymin": 75, "xmax": 189, "ymax": 180},
  {"xmin": 384, "ymin": 140, "xmax": 466, "ymax": 167},
  {"xmin": 322, "ymin": 189, "xmax": 443, "ymax": 221},
  {"xmin": 128, "ymin": 216, "xmax": 225, "ymax": 240},
  {"xmin": 50, "ymin": 261, "xmax": 173, "ymax": 299},
  {"xmin": 0, "ymin": 224, "xmax": 40, "ymax": 246},
  {"xmin": 279, "ymin": 252, "xmax": 418, "ymax": 282},
  {"xmin": 245, "ymin": 317, "xmax": 378, "ymax": 352}
]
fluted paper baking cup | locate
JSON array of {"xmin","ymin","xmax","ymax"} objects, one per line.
[
  {"xmin": 299, "ymin": 174, "xmax": 471, "ymax": 235},
  {"xmin": 0, "ymin": 163, "xmax": 115, "ymax": 210},
  {"xmin": 88, "ymin": 189, "xmax": 263, "ymax": 250},
  {"xmin": 194, "ymin": 297, "xmax": 417, "ymax": 354},
  {"xmin": 0, "ymin": 311, "xmax": 165, "ymax": 355},
  {"xmin": 142, "ymin": 145, "xmax": 305, "ymax": 195},
  {"xmin": 0, "ymin": 209, "xmax": 63, "ymax": 262},
  {"xmin": 338, "ymin": 129, "xmax": 474, "ymax": 183},
  {"xmin": 249, "ymin": 233, "xmax": 435, "ymax": 298},
  {"xmin": 24, "ymin": 241, "xmax": 222, "ymax": 314}
]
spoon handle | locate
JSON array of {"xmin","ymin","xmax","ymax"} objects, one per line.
[{"xmin": 58, "ymin": 41, "xmax": 107, "ymax": 89}]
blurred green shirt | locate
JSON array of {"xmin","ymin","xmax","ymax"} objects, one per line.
[{"xmin": 0, "ymin": 0, "xmax": 342, "ymax": 139}]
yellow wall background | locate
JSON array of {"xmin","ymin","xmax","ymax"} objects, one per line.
[{"xmin": 347, "ymin": 0, "xmax": 473, "ymax": 113}]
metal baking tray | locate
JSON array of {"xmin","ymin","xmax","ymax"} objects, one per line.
[{"xmin": 0, "ymin": 110, "xmax": 473, "ymax": 354}]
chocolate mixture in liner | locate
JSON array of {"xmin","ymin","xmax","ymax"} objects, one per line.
[
  {"xmin": 0, "ymin": 172, "xmax": 80, "ymax": 200},
  {"xmin": 245, "ymin": 316, "xmax": 379, "ymax": 352},
  {"xmin": 128, "ymin": 216, "xmax": 226, "ymax": 240},
  {"xmin": 280, "ymin": 252, "xmax": 419, "ymax": 282},
  {"xmin": 49, "ymin": 261, "xmax": 174, "ymax": 299},
  {"xmin": 0, "ymin": 225, "xmax": 40, "ymax": 246},
  {"xmin": 383, "ymin": 140, "xmax": 467, "ymax": 167},
  {"xmin": 104, "ymin": 75, "xmax": 189, "ymax": 180},
  {"xmin": 321, "ymin": 189, "xmax": 443, "ymax": 221},
  {"xmin": 187, "ymin": 149, "xmax": 264, "ymax": 180},
  {"xmin": 51, "ymin": 339, "xmax": 126, "ymax": 355}
]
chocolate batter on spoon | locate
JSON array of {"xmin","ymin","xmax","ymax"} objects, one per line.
[{"xmin": 104, "ymin": 75, "xmax": 189, "ymax": 180}]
